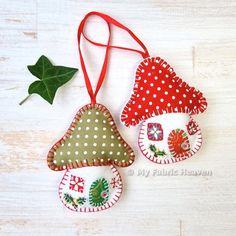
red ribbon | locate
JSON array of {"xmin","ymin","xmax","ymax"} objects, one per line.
[{"xmin": 77, "ymin": 11, "xmax": 149, "ymax": 104}]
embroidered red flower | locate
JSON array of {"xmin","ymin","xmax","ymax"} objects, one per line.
[{"xmin": 69, "ymin": 175, "xmax": 84, "ymax": 193}]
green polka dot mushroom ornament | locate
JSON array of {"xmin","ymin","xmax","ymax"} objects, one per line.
[{"xmin": 47, "ymin": 103, "xmax": 135, "ymax": 212}]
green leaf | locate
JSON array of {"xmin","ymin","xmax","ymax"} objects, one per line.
[{"xmin": 19, "ymin": 55, "xmax": 78, "ymax": 105}]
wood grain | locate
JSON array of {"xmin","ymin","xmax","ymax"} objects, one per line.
[{"xmin": 0, "ymin": 0, "xmax": 236, "ymax": 235}]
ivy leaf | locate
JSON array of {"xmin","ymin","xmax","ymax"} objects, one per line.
[{"xmin": 19, "ymin": 55, "xmax": 78, "ymax": 105}]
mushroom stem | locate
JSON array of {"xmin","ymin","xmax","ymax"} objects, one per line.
[{"xmin": 19, "ymin": 94, "xmax": 31, "ymax": 105}]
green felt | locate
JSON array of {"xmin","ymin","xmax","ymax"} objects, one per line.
[{"xmin": 53, "ymin": 107, "xmax": 131, "ymax": 167}]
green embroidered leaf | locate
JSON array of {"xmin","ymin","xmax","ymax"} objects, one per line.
[
  {"xmin": 19, "ymin": 55, "xmax": 78, "ymax": 105},
  {"xmin": 89, "ymin": 178, "xmax": 109, "ymax": 207}
]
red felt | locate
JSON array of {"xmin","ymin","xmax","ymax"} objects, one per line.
[{"xmin": 121, "ymin": 57, "xmax": 207, "ymax": 127}]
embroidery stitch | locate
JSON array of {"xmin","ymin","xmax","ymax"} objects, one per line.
[{"xmin": 147, "ymin": 123, "xmax": 163, "ymax": 141}]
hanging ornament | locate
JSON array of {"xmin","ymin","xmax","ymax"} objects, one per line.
[
  {"xmin": 121, "ymin": 57, "xmax": 207, "ymax": 164},
  {"xmin": 47, "ymin": 12, "xmax": 136, "ymax": 212}
]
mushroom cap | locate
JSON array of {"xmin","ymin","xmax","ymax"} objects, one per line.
[
  {"xmin": 121, "ymin": 57, "xmax": 207, "ymax": 127},
  {"xmin": 48, "ymin": 103, "xmax": 135, "ymax": 171}
]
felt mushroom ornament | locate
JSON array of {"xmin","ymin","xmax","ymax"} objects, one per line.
[
  {"xmin": 47, "ymin": 12, "xmax": 135, "ymax": 212},
  {"xmin": 121, "ymin": 57, "xmax": 207, "ymax": 164},
  {"xmin": 48, "ymin": 104, "xmax": 134, "ymax": 212}
]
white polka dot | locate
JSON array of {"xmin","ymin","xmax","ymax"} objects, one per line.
[
  {"xmin": 78, "ymin": 127, "xmax": 81, "ymax": 130},
  {"xmin": 83, "ymin": 151, "xmax": 87, "ymax": 155},
  {"xmin": 152, "ymin": 66, "xmax": 155, "ymax": 69},
  {"xmin": 92, "ymin": 151, "xmax": 96, "ymax": 155},
  {"xmin": 96, "ymin": 111, "xmax": 99, "ymax": 115},
  {"xmin": 111, "ymin": 135, "xmax": 114, "ymax": 139},
  {"xmin": 68, "ymin": 159, "xmax": 72, "ymax": 163},
  {"xmin": 150, "ymin": 83, "xmax": 154, "ymax": 87},
  {"xmin": 84, "ymin": 143, "xmax": 88, "ymax": 146},
  {"xmin": 85, "ymin": 134, "xmax": 88, "ymax": 138},
  {"xmin": 103, "ymin": 135, "xmax": 106, "ymax": 139},
  {"xmin": 164, "ymin": 91, "xmax": 168, "ymax": 95},
  {"xmin": 142, "ymin": 97, "xmax": 146, "ymax": 101},
  {"xmin": 117, "ymin": 152, "xmax": 120, "ymax": 155},
  {"xmin": 124, "ymin": 152, "xmax": 127, "ymax": 156},
  {"xmin": 169, "ymin": 85, "xmax": 172, "ymax": 88},
  {"xmin": 167, "ymin": 103, "xmax": 171, "ymax": 107},
  {"xmin": 75, "ymin": 151, "xmax": 79, "ymax": 155},
  {"xmin": 174, "ymin": 108, "xmax": 178, "ymax": 111},
  {"xmin": 189, "ymin": 100, "xmax": 192, "ymax": 104},
  {"xmin": 67, "ymin": 151, "xmax": 70, "ymax": 155},
  {"xmin": 137, "ymin": 94, "xmax": 140, "ymax": 97},
  {"xmin": 101, "ymin": 151, "xmax": 105, "ymax": 154},
  {"xmin": 76, "ymin": 134, "xmax": 80, "ymax": 138},
  {"xmin": 193, "ymin": 94, "xmax": 196, "ymax": 97},
  {"xmin": 176, "ymin": 89, "xmax": 179, "ymax": 93},
  {"xmin": 149, "ymin": 101, "xmax": 152, "ymax": 105},
  {"xmin": 144, "ymin": 80, "xmax": 147, "ymax": 83},
  {"xmin": 68, "ymin": 143, "xmax": 71, "ymax": 147},
  {"xmin": 156, "ymin": 105, "xmax": 159, "ymax": 109},
  {"xmin": 183, "ymin": 94, "xmax": 186, "ymax": 98},
  {"xmin": 148, "ymin": 72, "xmax": 151, "ymax": 76},
  {"xmin": 159, "ymin": 70, "xmax": 162, "ymax": 73},
  {"xmin": 83, "ymin": 159, "xmax": 87, "ymax": 163},
  {"xmin": 146, "ymin": 90, "xmax": 150, "ymax": 94},
  {"xmin": 103, "ymin": 120, "xmax": 106, "ymax": 124},
  {"xmin": 61, "ymin": 160, "xmax": 64, "ymax": 163},
  {"xmin": 102, "ymin": 143, "xmax": 106, "ymax": 147},
  {"xmin": 111, "ymin": 143, "xmax": 114, "ymax": 147},
  {"xmin": 161, "ymin": 80, "xmax": 165, "ymax": 84},
  {"xmin": 132, "ymin": 101, "xmax": 135, "ymax": 104},
  {"xmin": 179, "ymin": 101, "xmax": 182, "ymax": 104},
  {"xmin": 75, "ymin": 143, "xmax": 79, "ymax": 147},
  {"xmin": 145, "ymin": 109, "xmax": 149, "ymax": 112},
  {"xmin": 94, "ymin": 135, "xmax": 98, "ymax": 139},
  {"xmin": 165, "ymin": 74, "xmax": 169, "ymax": 78},
  {"xmin": 88, "ymin": 111, "xmax": 91, "ymax": 115},
  {"xmin": 109, "ymin": 151, "xmax": 113, "ymax": 155},
  {"xmin": 93, "ymin": 143, "xmax": 97, "ymax": 147},
  {"xmin": 87, "ymin": 119, "xmax": 91, "ymax": 123},
  {"xmin": 141, "ymin": 69, "xmax": 144, "ymax": 73},
  {"xmin": 172, "ymin": 96, "xmax": 175, "ymax": 100},
  {"xmin": 103, "ymin": 127, "xmax": 106, "ymax": 131},
  {"xmin": 140, "ymin": 87, "xmax": 144, "ymax": 90},
  {"xmin": 60, "ymin": 151, "xmax": 63, "ymax": 155},
  {"xmin": 86, "ymin": 127, "xmax": 90, "ymax": 130},
  {"xmin": 138, "ymin": 105, "xmax": 142, "ymax": 109},
  {"xmin": 153, "ymin": 94, "xmax": 157, "ymax": 98},
  {"xmin": 94, "ymin": 127, "xmax": 98, "ymax": 131},
  {"xmin": 118, "ymin": 144, "xmax": 121, "ymax": 147},
  {"xmin": 79, "ymin": 119, "xmax": 83, "ymax": 123},
  {"xmin": 154, "ymin": 76, "xmax": 158, "ymax": 80},
  {"xmin": 53, "ymin": 160, "xmax": 57, "ymax": 164},
  {"xmin": 157, "ymin": 87, "xmax": 161, "ymax": 91},
  {"xmin": 160, "ymin": 98, "xmax": 164, "ymax": 102},
  {"xmin": 95, "ymin": 119, "xmax": 98, "ymax": 123},
  {"xmin": 134, "ymin": 112, "xmax": 138, "ymax": 115}
]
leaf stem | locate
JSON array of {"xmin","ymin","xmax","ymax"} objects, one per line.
[{"xmin": 19, "ymin": 94, "xmax": 31, "ymax": 105}]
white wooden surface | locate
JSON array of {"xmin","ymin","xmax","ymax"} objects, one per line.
[{"xmin": 0, "ymin": 0, "xmax": 236, "ymax": 235}]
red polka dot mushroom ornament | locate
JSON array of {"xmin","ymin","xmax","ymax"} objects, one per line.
[{"xmin": 121, "ymin": 57, "xmax": 207, "ymax": 164}]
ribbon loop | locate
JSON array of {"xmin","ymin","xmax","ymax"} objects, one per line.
[{"xmin": 77, "ymin": 11, "xmax": 149, "ymax": 104}]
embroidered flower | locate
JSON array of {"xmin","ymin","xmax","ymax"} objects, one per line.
[{"xmin": 147, "ymin": 123, "xmax": 163, "ymax": 141}]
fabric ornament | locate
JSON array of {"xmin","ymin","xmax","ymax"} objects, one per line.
[
  {"xmin": 121, "ymin": 57, "xmax": 207, "ymax": 164},
  {"xmin": 47, "ymin": 12, "xmax": 136, "ymax": 212},
  {"xmin": 77, "ymin": 12, "xmax": 208, "ymax": 164}
]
